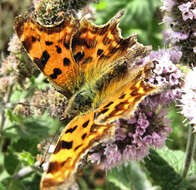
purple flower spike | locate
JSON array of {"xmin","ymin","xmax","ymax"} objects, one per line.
[
  {"xmin": 136, "ymin": 125, "xmax": 146, "ymax": 136},
  {"xmin": 169, "ymin": 46, "xmax": 182, "ymax": 63},
  {"xmin": 170, "ymin": 31, "xmax": 189, "ymax": 43},
  {"xmin": 88, "ymin": 153, "xmax": 101, "ymax": 165},
  {"xmin": 178, "ymin": 2, "xmax": 194, "ymax": 21},
  {"xmin": 161, "ymin": 0, "xmax": 196, "ymax": 65},
  {"xmin": 102, "ymin": 144, "xmax": 122, "ymax": 169},
  {"xmin": 137, "ymin": 113, "xmax": 149, "ymax": 128},
  {"xmin": 115, "ymin": 128, "xmax": 126, "ymax": 141}
]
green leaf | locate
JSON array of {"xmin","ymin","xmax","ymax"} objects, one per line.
[
  {"xmin": 1, "ymin": 177, "xmax": 25, "ymax": 190},
  {"xmin": 0, "ymin": 154, "xmax": 9, "ymax": 181},
  {"xmin": 10, "ymin": 88, "xmax": 27, "ymax": 103},
  {"xmin": 18, "ymin": 151, "xmax": 35, "ymax": 166},
  {"xmin": 6, "ymin": 109, "xmax": 25, "ymax": 123},
  {"xmin": 22, "ymin": 173, "xmax": 41, "ymax": 190},
  {"xmin": 156, "ymin": 147, "xmax": 196, "ymax": 176},
  {"xmin": 0, "ymin": 183, "xmax": 7, "ymax": 190},
  {"xmin": 107, "ymin": 162, "xmax": 152, "ymax": 190},
  {"xmin": 5, "ymin": 112, "xmax": 61, "ymax": 139},
  {"xmin": 167, "ymin": 104, "xmax": 187, "ymax": 150},
  {"xmin": 95, "ymin": 0, "xmax": 107, "ymax": 10},
  {"xmin": 12, "ymin": 138, "xmax": 39, "ymax": 156},
  {"xmin": 143, "ymin": 148, "xmax": 194, "ymax": 190},
  {"xmin": 4, "ymin": 152, "xmax": 20, "ymax": 175}
]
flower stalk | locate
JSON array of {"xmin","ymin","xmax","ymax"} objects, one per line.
[
  {"xmin": 182, "ymin": 124, "xmax": 196, "ymax": 178},
  {"xmin": 0, "ymin": 84, "xmax": 13, "ymax": 152}
]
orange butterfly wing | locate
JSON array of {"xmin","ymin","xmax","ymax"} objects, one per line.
[
  {"xmin": 40, "ymin": 62, "xmax": 157, "ymax": 189},
  {"xmin": 15, "ymin": 15, "xmax": 81, "ymax": 98},
  {"xmin": 95, "ymin": 62, "xmax": 157, "ymax": 124},
  {"xmin": 71, "ymin": 11, "xmax": 137, "ymax": 80},
  {"xmin": 40, "ymin": 111, "xmax": 114, "ymax": 189},
  {"xmin": 14, "ymin": 11, "xmax": 138, "ymax": 97}
]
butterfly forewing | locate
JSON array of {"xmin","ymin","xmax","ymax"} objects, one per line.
[
  {"xmin": 71, "ymin": 11, "xmax": 137, "ymax": 81},
  {"xmin": 15, "ymin": 15, "xmax": 81, "ymax": 98}
]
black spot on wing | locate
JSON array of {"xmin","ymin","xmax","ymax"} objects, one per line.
[
  {"xmin": 45, "ymin": 41, "xmax": 53, "ymax": 45},
  {"xmin": 63, "ymin": 40, "xmax": 70, "ymax": 49},
  {"xmin": 99, "ymin": 108, "xmax": 109, "ymax": 114},
  {"xmin": 119, "ymin": 94, "xmax": 125, "ymax": 99},
  {"xmin": 74, "ymin": 144, "xmax": 82, "ymax": 151},
  {"xmin": 47, "ymin": 160, "xmax": 68, "ymax": 174},
  {"xmin": 56, "ymin": 46, "xmax": 62, "ymax": 53},
  {"xmin": 65, "ymin": 125, "xmax": 77, "ymax": 134},
  {"xmin": 96, "ymin": 108, "xmax": 109, "ymax": 118},
  {"xmin": 130, "ymin": 88, "xmax": 139, "ymax": 96},
  {"xmin": 33, "ymin": 50, "xmax": 50, "ymax": 70},
  {"xmin": 103, "ymin": 101, "xmax": 113, "ymax": 108},
  {"xmin": 74, "ymin": 51, "xmax": 85, "ymax": 63},
  {"xmin": 47, "ymin": 162, "xmax": 58, "ymax": 174},
  {"xmin": 82, "ymin": 120, "xmax": 89, "ymax": 128},
  {"xmin": 50, "ymin": 68, "xmax": 62, "ymax": 79},
  {"xmin": 32, "ymin": 36, "xmax": 36, "ymax": 42},
  {"xmin": 61, "ymin": 141, "xmax": 73, "ymax": 149},
  {"xmin": 53, "ymin": 140, "xmax": 73, "ymax": 154},
  {"xmin": 81, "ymin": 133, "xmax": 87, "ymax": 140},
  {"xmin": 97, "ymin": 49, "xmax": 104, "ymax": 56},
  {"xmin": 63, "ymin": 57, "xmax": 71, "ymax": 66}
]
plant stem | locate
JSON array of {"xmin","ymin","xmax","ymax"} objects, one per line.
[
  {"xmin": 0, "ymin": 84, "xmax": 13, "ymax": 151},
  {"xmin": 182, "ymin": 124, "xmax": 196, "ymax": 178}
]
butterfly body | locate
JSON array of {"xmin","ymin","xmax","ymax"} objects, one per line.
[
  {"xmin": 15, "ymin": 10, "xmax": 159, "ymax": 190},
  {"xmin": 64, "ymin": 57, "xmax": 129, "ymax": 120}
]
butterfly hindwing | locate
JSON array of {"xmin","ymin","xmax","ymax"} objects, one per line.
[
  {"xmin": 40, "ymin": 111, "xmax": 114, "ymax": 189},
  {"xmin": 95, "ymin": 62, "xmax": 157, "ymax": 123}
]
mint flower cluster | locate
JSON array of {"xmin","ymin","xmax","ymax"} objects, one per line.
[
  {"xmin": 0, "ymin": 34, "xmax": 22, "ymax": 101},
  {"xmin": 161, "ymin": 0, "xmax": 196, "ymax": 65}
]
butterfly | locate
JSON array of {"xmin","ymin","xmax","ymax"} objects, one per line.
[{"xmin": 15, "ymin": 10, "xmax": 159, "ymax": 190}]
